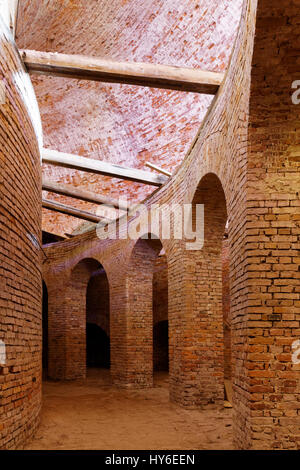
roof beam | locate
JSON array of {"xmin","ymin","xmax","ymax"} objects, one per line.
[
  {"xmin": 145, "ymin": 161, "xmax": 172, "ymax": 177},
  {"xmin": 42, "ymin": 178, "xmax": 129, "ymax": 211},
  {"xmin": 0, "ymin": 0, "xmax": 19, "ymax": 38},
  {"xmin": 42, "ymin": 199, "xmax": 111, "ymax": 224},
  {"xmin": 42, "ymin": 148, "xmax": 168, "ymax": 187},
  {"xmin": 20, "ymin": 49, "xmax": 224, "ymax": 95},
  {"xmin": 11, "ymin": 0, "xmax": 19, "ymax": 39}
]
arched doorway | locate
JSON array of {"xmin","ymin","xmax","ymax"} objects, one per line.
[
  {"xmin": 188, "ymin": 172, "xmax": 228, "ymax": 406},
  {"xmin": 153, "ymin": 250, "xmax": 169, "ymax": 381},
  {"xmin": 86, "ymin": 267, "xmax": 110, "ymax": 370},
  {"xmin": 67, "ymin": 258, "xmax": 110, "ymax": 379}
]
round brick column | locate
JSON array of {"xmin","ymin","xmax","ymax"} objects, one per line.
[{"xmin": 0, "ymin": 19, "xmax": 42, "ymax": 449}]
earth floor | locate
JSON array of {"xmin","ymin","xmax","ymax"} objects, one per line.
[{"xmin": 24, "ymin": 368, "xmax": 233, "ymax": 450}]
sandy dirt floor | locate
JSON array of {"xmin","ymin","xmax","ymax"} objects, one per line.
[{"xmin": 24, "ymin": 369, "xmax": 233, "ymax": 450}]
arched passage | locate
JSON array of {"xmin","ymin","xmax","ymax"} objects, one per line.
[
  {"xmin": 59, "ymin": 258, "xmax": 110, "ymax": 380},
  {"xmin": 86, "ymin": 267, "xmax": 110, "ymax": 369},
  {"xmin": 153, "ymin": 252, "xmax": 169, "ymax": 374},
  {"xmin": 192, "ymin": 172, "xmax": 228, "ymax": 405},
  {"xmin": 169, "ymin": 173, "xmax": 229, "ymax": 407}
]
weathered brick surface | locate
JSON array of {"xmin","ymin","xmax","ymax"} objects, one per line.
[
  {"xmin": 222, "ymin": 239, "xmax": 232, "ymax": 381},
  {"xmin": 0, "ymin": 21, "xmax": 42, "ymax": 448},
  {"xmin": 233, "ymin": 0, "xmax": 300, "ymax": 450}
]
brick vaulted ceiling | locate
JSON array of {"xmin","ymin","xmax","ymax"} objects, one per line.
[{"xmin": 17, "ymin": 0, "xmax": 243, "ymax": 237}]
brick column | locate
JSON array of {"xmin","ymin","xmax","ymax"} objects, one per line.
[
  {"xmin": 110, "ymin": 239, "xmax": 162, "ymax": 388},
  {"xmin": 169, "ymin": 173, "xmax": 227, "ymax": 407},
  {"xmin": 232, "ymin": 0, "xmax": 300, "ymax": 449}
]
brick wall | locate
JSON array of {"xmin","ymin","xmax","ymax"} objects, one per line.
[
  {"xmin": 222, "ymin": 239, "xmax": 231, "ymax": 381},
  {"xmin": 0, "ymin": 20, "xmax": 42, "ymax": 448},
  {"xmin": 233, "ymin": 0, "xmax": 300, "ymax": 450}
]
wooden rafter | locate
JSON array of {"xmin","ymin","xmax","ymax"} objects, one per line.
[
  {"xmin": 11, "ymin": 0, "xmax": 19, "ymax": 38},
  {"xmin": 42, "ymin": 199, "xmax": 111, "ymax": 224},
  {"xmin": 42, "ymin": 148, "xmax": 168, "ymax": 187},
  {"xmin": 42, "ymin": 178, "xmax": 129, "ymax": 211},
  {"xmin": 21, "ymin": 49, "xmax": 224, "ymax": 95},
  {"xmin": 0, "ymin": 0, "xmax": 19, "ymax": 38},
  {"xmin": 145, "ymin": 161, "xmax": 172, "ymax": 177}
]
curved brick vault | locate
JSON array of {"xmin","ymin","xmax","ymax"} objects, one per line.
[
  {"xmin": 0, "ymin": 0, "xmax": 299, "ymax": 451},
  {"xmin": 16, "ymin": 0, "xmax": 243, "ymax": 236}
]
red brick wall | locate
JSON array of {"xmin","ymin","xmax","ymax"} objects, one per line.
[
  {"xmin": 233, "ymin": 0, "xmax": 300, "ymax": 450},
  {"xmin": 0, "ymin": 21, "xmax": 42, "ymax": 448},
  {"xmin": 222, "ymin": 239, "xmax": 231, "ymax": 381}
]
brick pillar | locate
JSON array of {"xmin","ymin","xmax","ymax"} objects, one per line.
[
  {"xmin": 47, "ymin": 277, "xmax": 68, "ymax": 380},
  {"xmin": 169, "ymin": 173, "xmax": 227, "ymax": 407},
  {"xmin": 111, "ymin": 238, "xmax": 162, "ymax": 388},
  {"xmin": 232, "ymin": 0, "xmax": 300, "ymax": 449}
]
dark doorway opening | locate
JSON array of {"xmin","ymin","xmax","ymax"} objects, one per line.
[
  {"xmin": 86, "ymin": 267, "xmax": 110, "ymax": 371},
  {"xmin": 86, "ymin": 323, "xmax": 110, "ymax": 368},
  {"xmin": 153, "ymin": 320, "xmax": 169, "ymax": 371}
]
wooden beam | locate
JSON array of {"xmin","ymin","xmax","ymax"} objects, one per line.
[
  {"xmin": 20, "ymin": 49, "xmax": 224, "ymax": 95},
  {"xmin": 0, "ymin": 0, "xmax": 19, "ymax": 38},
  {"xmin": 42, "ymin": 199, "xmax": 111, "ymax": 224},
  {"xmin": 10, "ymin": 0, "xmax": 19, "ymax": 39},
  {"xmin": 42, "ymin": 148, "xmax": 168, "ymax": 187},
  {"xmin": 145, "ymin": 161, "xmax": 172, "ymax": 177},
  {"xmin": 42, "ymin": 178, "xmax": 129, "ymax": 211}
]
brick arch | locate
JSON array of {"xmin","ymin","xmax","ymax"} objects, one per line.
[
  {"xmin": 191, "ymin": 172, "xmax": 228, "ymax": 244},
  {"xmin": 67, "ymin": 258, "xmax": 109, "ymax": 379},
  {"xmin": 47, "ymin": 257, "xmax": 110, "ymax": 380},
  {"xmin": 168, "ymin": 172, "xmax": 228, "ymax": 407},
  {"xmin": 192, "ymin": 172, "xmax": 228, "ymax": 405}
]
